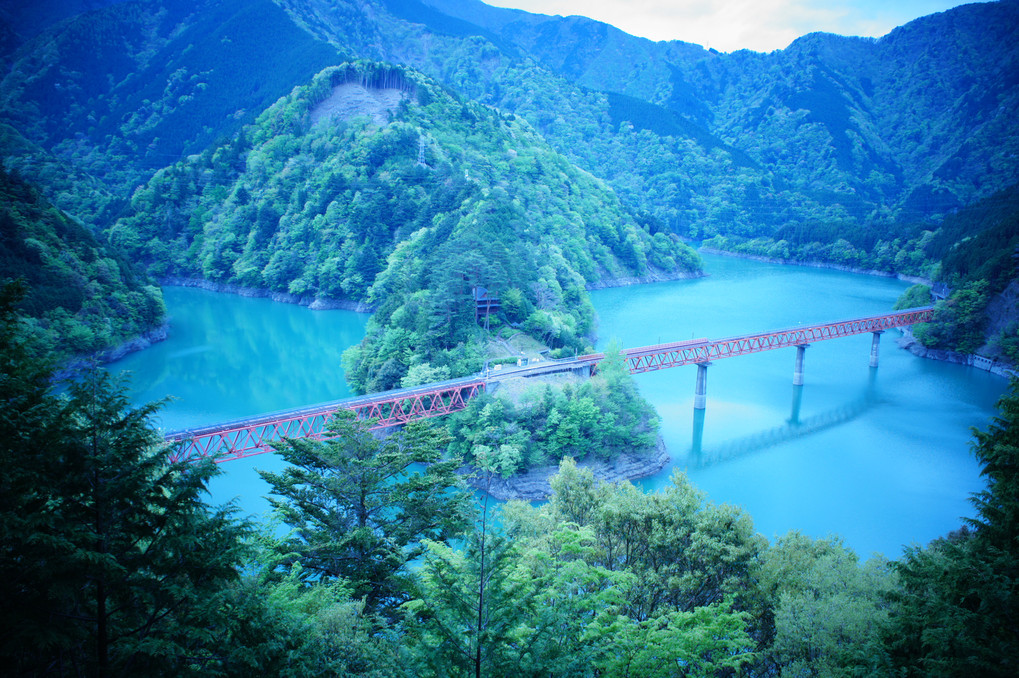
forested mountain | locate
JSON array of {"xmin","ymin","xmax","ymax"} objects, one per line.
[
  {"xmin": 0, "ymin": 0, "xmax": 1017, "ymax": 361},
  {"xmin": 107, "ymin": 61, "xmax": 697, "ymax": 390},
  {"xmin": 3, "ymin": 3, "xmax": 1019, "ymax": 674},
  {"xmin": 274, "ymin": 0, "xmax": 1018, "ymax": 254},
  {"xmin": 0, "ymin": 166, "xmax": 163, "ymax": 361}
]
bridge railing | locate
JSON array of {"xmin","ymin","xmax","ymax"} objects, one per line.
[{"xmin": 623, "ymin": 306, "xmax": 933, "ymax": 372}]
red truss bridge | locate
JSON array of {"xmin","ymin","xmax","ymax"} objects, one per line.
[
  {"xmin": 165, "ymin": 378, "xmax": 485, "ymax": 464},
  {"xmin": 165, "ymin": 306, "xmax": 933, "ymax": 463},
  {"xmin": 578, "ymin": 305, "xmax": 935, "ymax": 373}
]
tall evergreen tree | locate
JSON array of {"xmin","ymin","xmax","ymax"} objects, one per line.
[
  {"xmin": 260, "ymin": 411, "xmax": 472, "ymax": 617},
  {"xmin": 403, "ymin": 504, "xmax": 534, "ymax": 678},
  {"xmin": 0, "ymin": 281, "xmax": 250, "ymax": 676}
]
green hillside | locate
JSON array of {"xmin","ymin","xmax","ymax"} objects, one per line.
[
  {"xmin": 0, "ymin": 0, "xmax": 343, "ymax": 191},
  {"xmin": 107, "ymin": 61, "xmax": 699, "ymax": 391},
  {"xmin": 303, "ymin": 0, "xmax": 1019, "ymax": 266},
  {"xmin": 1, "ymin": 0, "xmax": 1017, "ymax": 358},
  {"xmin": 0, "ymin": 166, "xmax": 164, "ymax": 360},
  {"xmin": 1, "ymin": 3, "xmax": 1018, "ymax": 675}
]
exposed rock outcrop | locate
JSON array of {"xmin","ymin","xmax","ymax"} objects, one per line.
[
  {"xmin": 309, "ymin": 83, "xmax": 413, "ymax": 128},
  {"xmin": 897, "ymin": 328, "xmax": 1016, "ymax": 379},
  {"xmin": 464, "ymin": 436, "xmax": 672, "ymax": 501},
  {"xmin": 585, "ymin": 267, "xmax": 703, "ymax": 290}
]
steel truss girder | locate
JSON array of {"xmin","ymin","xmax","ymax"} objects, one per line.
[
  {"xmin": 167, "ymin": 380, "xmax": 485, "ymax": 464},
  {"xmin": 166, "ymin": 307, "xmax": 932, "ymax": 465},
  {"xmin": 621, "ymin": 307, "xmax": 933, "ymax": 373}
]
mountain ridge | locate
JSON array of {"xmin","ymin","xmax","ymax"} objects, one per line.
[{"xmin": 0, "ymin": 0, "xmax": 1016, "ymax": 365}]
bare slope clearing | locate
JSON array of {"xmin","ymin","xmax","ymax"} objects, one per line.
[{"xmin": 309, "ymin": 83, "xmax": 412, "ymax": 127}]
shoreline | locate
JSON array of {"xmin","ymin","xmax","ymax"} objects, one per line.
[
  {"xmin": 701, "ymin": 246, "xmax": 1016, "ymax": 379},
  {"xmin": 697, "ymin": 246, "xmax": 932, "ymax": 286},
  {"xmin": 59, "ymin": 277, "xmax": 375, "ymax": 374},
  {"xmin": 113, "ymin": 261, "xmax": 700, "ymax": 370},
  {"xmin": 897, "ymin": 328, "xmax": 1017, "ymax": 380},
  {"xmin": 463, "ymin": 436, "xmax": 671, "ymax": 501},
  {"xmin": 56, "ymin": 321, "xmax": 171, "ymax": 380},
  {"xmin": 585, "ymin": 267, "xmax": 704, "ymax": 290},
  {"xmin": 158, "ymin": 277, "xmax": 375, "ymax": 312}
]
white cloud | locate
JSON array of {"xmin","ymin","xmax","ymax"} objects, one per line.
[{"xmin": 480, "ymin": 0, "xmax": 971, "ymax": 52}]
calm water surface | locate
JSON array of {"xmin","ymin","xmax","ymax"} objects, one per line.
[
  {"xmin": 111, "ymin": 254, "xmax": 1006, "ymax": 557},
  {"xmin": 591, "ymin": 253, "xmax": 1005, "ymax": 557},
  {"xmin": 110, "ymin": 286, "xmax": 370, "ymax": 522}
]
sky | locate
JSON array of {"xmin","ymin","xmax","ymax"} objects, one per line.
[{"xmin": 481, "ymin": 0, "xmax": 978, "ymax": 52}]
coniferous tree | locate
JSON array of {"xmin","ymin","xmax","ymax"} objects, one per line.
[
  {"xmin": 0, "ymin": 281, "xmax": 251, "ymax": 676},
  {"xmin": 261, "ymin": 411, "xmax": 472, "ymax": 617},
  {"xmin": 403, "ymin": 503, "xmax": 534, "ymax": 678}
]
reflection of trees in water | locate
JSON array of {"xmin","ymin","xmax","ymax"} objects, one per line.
[
  {"xmin": 139, "ymin": 289, "xmax": 368, "ymax": 423},
  {"xmin": 690, "ymin": 373, "xmax": 881, "ymax": 469}
]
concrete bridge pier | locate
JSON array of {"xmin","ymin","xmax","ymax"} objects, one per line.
[
  {"xmin": 793, "ymin": 344, "xmax": 809, "ymax": 386},
  {"xmin": 694, "ymin": 362, "xmax": 710, "ymax": 410},
  {"xmin": 869, "ymin": 331, "xmax": 884, "ymax": 368}
]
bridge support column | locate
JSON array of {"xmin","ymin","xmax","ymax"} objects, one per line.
[
  {"xmin": 793, "ymin": 344, "xmax": 809, "ymax": 386},
  {"xmin": 694, "ymin": 362, "xmax": 710, "ymax": 410},
  {"xmin": 869, "ymin": 331, "xmax": 884, "ymax": 368}
]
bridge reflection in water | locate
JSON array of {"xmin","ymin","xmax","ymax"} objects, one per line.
[{"xmin": 687, "ymin": 369, "xmax": 880, "ymax": 469}]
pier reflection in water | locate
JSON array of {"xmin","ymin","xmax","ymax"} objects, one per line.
[{"xmin": 688, "ymin": 369, "xmax": 880, "ymax": 470}]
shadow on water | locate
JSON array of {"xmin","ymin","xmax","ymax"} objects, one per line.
[{"xmin": 688, "ymin": 369, "xmax": 881, "ymax": 469}]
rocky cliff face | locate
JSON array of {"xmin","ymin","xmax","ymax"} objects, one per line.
[
  {"xmin": 982, "ymin": 280, "xmax": 1019, "ymax": 356},
  {"xmin": 897, "ymin": 328, "xmax": 1016, "ymax": 379}
]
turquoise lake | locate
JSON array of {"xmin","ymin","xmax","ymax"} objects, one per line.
[{"xmin": 110, "ymin": 253, "xmax": 1008, "ymax": 558}]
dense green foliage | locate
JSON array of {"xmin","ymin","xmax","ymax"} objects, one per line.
[
  {"xmin": 300, "ymin": 0, "xmax": 1019, "ymax": 265},
  {"xmin": 0, "ymin": 167, "xmax": 164, "ymax": 360},
  {"xmin": 3, "ymin": 3, "xmax": 1018, "ymax": 672},
  {"xmin": 0, "ymin": 0, "xmax": 342, "ymax": 192},
  {"xmin": 4, "ymin": 295, "xmax": 1018, "ymax": 675},
  {"xmin": 760, "ymin": 531, "xmax": 896, "ymax": 676},
  {"xmin": 447, "ymin": 348, "xmax": 660, "ymax": 474},
  {"xmin": 260, "ymin": 410, "xmax": 471, "ymax": 618},
  {"xmin": 106, "ymin": 61, "xmax": 698, "ymax": 390},
  {"xmin": 3, "ymin": 0, "xmax": 1017, "ymax": 363},
  {"xmin": 894, "ymin": 185, "xmax": 1019, "ymax": 357},
  {"xmin": 405, "ymin": 479, "xmax": 759, "ymax": 677},
  {"xmin": 0, "ymin": 283, "xmax": 246, "ymax": 675}
]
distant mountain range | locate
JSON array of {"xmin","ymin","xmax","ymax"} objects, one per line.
[
  {"xmin": 3, "ymin": 0, "xmax": 1016, "ymax": 231},
  {"xmin": 1, "ymin": 0, "xmax": 1017, "ymax": 365}
]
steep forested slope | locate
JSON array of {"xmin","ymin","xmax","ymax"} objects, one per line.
[
  {"xmin": 422, "ymin": 0, "xmax": 1019, "ymax": 220},
  {"xmin": 3, "ymin": 0, "xmax": 1015, "ymax": 251},
  {"xmin": 1, "ymin": 0, "xmax": 1016, "ymax": 362},
  {"xmin": 107, "ymin": 62, "xmax": 698, "ymax": 391},
  {"xmin": 0, "ymin": 167, "xmax": 164, "ymax": 360},
  {"xmin": 301, "ymin": 0, "xmax": 1018, "ymax": 262},
  {"xmin": 0, "ymin": 0, "xmax": 343, "ymax": 192},
  {"xmin": 897, "ymin": 184, "xmax": 1019, "ymax": 358}
]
